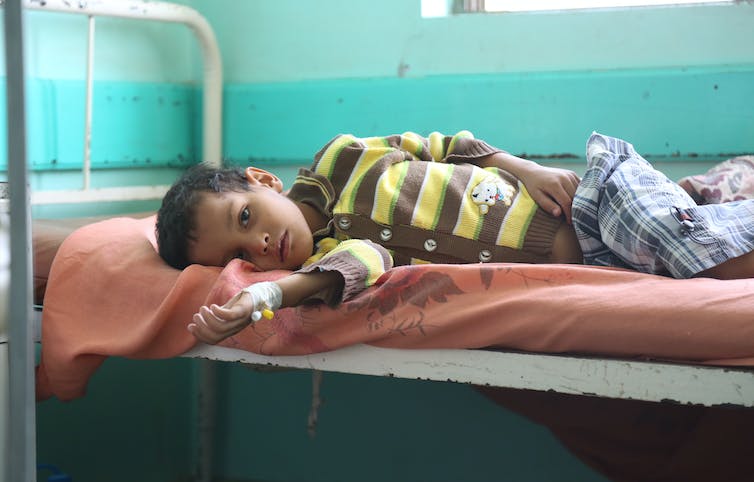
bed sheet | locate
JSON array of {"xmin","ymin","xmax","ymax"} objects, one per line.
[{"xmin": 35, "ymin": 214, "xmax": 754, "ymax": 402}]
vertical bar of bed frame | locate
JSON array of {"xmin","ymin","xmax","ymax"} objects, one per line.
[
  {"xmin": 12, "ymin": 1, "xmax": 224, "ymax": 480},
  {"xmin": 25, "ymin": 0, "xmax": 224, "ymax": 206},
  {"xmin": 83, "ymin": 14, "xmax": 95, "ymax": 190},
  {"xmin": 23, "ymin": 0, "xmax": 223, "ymax": 166},
  {"xmin": 4, "ymin": 0, "xmax": 37, "ymax": 480}
]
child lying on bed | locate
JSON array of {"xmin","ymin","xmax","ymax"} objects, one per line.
[{"xmin": 156, "ymin": 131, "xmax": 754, "ymax": 344}]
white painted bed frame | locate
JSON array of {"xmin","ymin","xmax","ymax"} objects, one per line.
[
  {"xmin": 13, "ymin": 308, "xmax": 754, "ymax": 408},
  {"xmin": 11, "ymin": 306, "xmax": 754, "ymax": 410},
  {"xmin": 186, "ymin": 343, "xmax": 754, "ymax": 408},
  {"xmin": 4, "ymin": 1, "xmax": 753, "ymax": 481}
]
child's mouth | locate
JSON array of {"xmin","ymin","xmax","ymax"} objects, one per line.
[{"xmin": 279, "ymin": 231, "xmax": 289, "ymax": 264}]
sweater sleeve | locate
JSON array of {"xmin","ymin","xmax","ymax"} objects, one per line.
[
  {"xmin": 425, "ymin": 130, "xmax": 505, "ymax": 165},
  {"xmin": 295, "ymin": 238, "xmax": 393, "ymax": 306}
]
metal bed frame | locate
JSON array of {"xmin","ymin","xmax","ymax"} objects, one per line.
[
  {"xmin": 4, "ymin": 1, "xmax": 754, "ymax": 481},
  {"xmin": 3, "ymin": 1, "xmax": 223, "ymax": 480},
  {"xmin": 186, "ymin": 344, "xmax": 754, "ymax": 408}
]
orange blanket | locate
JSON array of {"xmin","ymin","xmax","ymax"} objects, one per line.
[{"xmin": 36, "ymin": 215, "xmax": 754, "ymax": 401}]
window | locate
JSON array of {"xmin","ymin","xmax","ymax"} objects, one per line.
[{"xmin": 464, "ymin": 0, "xmax": 732, "ymax": 13}]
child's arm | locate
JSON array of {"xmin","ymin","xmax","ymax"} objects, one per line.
[
  {"xmin": 419, "ymin": 131, "xmax": 580, "ymax": 223},
  {"xmin": 479, "ymin": 151, "xmax": 581, "ymax": 223},
  {"xmin": 189, "ymin": 239, "xmax": 392, "ymax": 345},
  {"xmin": 188, "ymin": 271, "xmax": 342, "ymax": 345}
]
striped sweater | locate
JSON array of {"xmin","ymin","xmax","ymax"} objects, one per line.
[{"xmin": 290, "ymin": 131, "xmax": 563, "ymax": 303}]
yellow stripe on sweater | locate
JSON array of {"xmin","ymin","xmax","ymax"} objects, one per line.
[
  {"xmin": 315, "ymin": 134, "xmax": 357, "ymax": 179},
  {"xmin": 400, "ymin": 132, "xmax": 426, "ymax": 159},
  {"xmin": 428, "ymin": 132, "xmax": 445, "ymax": 162},
  {"xmin": 497, "ymin": 182, "xmax": 537, "ymax": 249},
  {"xmin": 446, "ymin": 130, "xmax": 473, "ymax": 156},
  {"xmin": 452, "ymin": 168, "xmax": 489, "ymax": 240},
  {"xmin": 304, "ymin": 238, "xmax": 388, "ymax": 287},
  {"xmin": 412, "ymin": 162, "xmax": 452, "ymax": 230},
  {"xmin": 372, "ymin": 162, "xmax": 409, "ymax": 226},
  {"xmin": 331, "ymin": 239, "xmax": 388, "ymax": 287}
]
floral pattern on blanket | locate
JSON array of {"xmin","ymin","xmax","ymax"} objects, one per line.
[
  {"xmin": 346, "ymin": 270, "xmax": 464, "ymax": 335},
  {"xmin": 678, "ymin": 155, "xmax": 754, "ymax": 204},
  {"xmin": 220, "ymin": 263, "xmax": 619, "ymax": 357}
]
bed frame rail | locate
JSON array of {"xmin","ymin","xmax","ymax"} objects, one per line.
[
  {"xmin": 2, "ymin": 2, "xmax": 223, "ymax": 480},
  {"xmin": 21, "ymin": 0, "xmax": 223, "ymax": 205},
  {"xmin": 186, "ymin": 344, "xmax": 754, "ymax": 408}
]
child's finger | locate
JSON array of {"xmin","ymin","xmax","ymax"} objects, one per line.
[
  {"xmin": 190, "ymin": 313, "xmax": 223, "ymax": 344},
  {"xmin": 540, "ymin": 184, "xmax": 575, "ymax": 224},
  {"xmin": 532, "ymin": 190, "xmax": 561, "ymax": 218},
  {"xmin": 551, "ymin": 187, "xmax": 574, "ymax": 224},
  {"xmin": 209, "ymin": 303, "xmax": 248, "ymax": 321},
  {"xmin": 199, "ymin": 306, "xmax": 246, "ymax": 331},
  {"xmin": 191, "ymin": 310, "xmax": 246, "ymax": 344}
]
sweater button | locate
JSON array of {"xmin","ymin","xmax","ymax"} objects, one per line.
[
  {"xmin": 424, "ymin": 238, "xmax": 437, "ymax": 252},
  {"xmin": 338, "ymin": 217, "xmax": 352, "ymax": 230},
  {"xmin": 379, "ymin": 228, "xmax": 392, "ymax": 241},
  {"xmin": 479, "ymin": 250, "xmax": 492, "ymax": 262}
]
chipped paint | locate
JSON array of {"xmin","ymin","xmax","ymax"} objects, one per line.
[{"xmin": 186, "ymin": 344, "xmax": 754, "ymax": 408}]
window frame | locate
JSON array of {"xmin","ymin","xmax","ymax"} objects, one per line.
[{"xmin": 458, "ymin": 0, "xmax": 733, "ymax": 14}]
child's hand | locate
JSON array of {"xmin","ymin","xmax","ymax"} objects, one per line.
[
  {"xmin": 188, "ymin": 281, "xmax": 282, "ymax": 345},
  {"xmin": 480, "ymin": 152, "xmax": 581, "ymax": 224},
  {"xmin": 517, "ymin": 164, "xmax": 581, "ymax": 224}
]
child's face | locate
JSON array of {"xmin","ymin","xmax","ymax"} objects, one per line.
[{"xmin": 187, "ymin": 187, "xmax": 314, "ymax": 271}]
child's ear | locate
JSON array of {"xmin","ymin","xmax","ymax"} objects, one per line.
[{"xmin": 244, "ymin": 167, "xmax": 283, "ymax": 192}]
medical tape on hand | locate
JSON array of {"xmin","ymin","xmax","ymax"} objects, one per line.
[{"xmin": 242, "ymin": 281, "xmax": 283, "ymax": 322}]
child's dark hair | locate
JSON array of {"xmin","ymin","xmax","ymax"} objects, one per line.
[{"xmin": 156, "ymin": 163, "xmax": 252, "ymax": 269}]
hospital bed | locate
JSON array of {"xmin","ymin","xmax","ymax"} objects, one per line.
[{"xmin": 4, "ymin": 1, "xmax": 754, "ymax": 481}]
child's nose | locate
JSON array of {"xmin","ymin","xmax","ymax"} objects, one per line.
[{"xmin": 255, "ymin": 232, "xmax": 270, "ymax": 255}]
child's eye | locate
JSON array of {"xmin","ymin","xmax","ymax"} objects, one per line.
[{"xmin": 239, "ymin": 206, "xmax": 250, "ymax": 227}]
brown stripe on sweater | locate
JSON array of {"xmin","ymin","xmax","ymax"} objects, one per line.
[
  {"xmin": 478, "ymin": 187, "xmax": 511, "ymax": 245},
  {"xmin": 325, "ymin": 141, "xmax": 365, "ymax": 201},
  {"xmin": 521, "ymin": 208, "xmax": 562, "ymax": 257},
  {"xmin": 442, "ymin": 136, "xmax": 452, "ymax": 157},
  {"xmin": 351, "ymin": 149, "xmax": 409, "ymax": 218},
  {"xmin": 445, "ymin": 138, "xmax": 502, "ymax": 163},
  {"xmin": 390, "ymin": 160, "xmax": 428, "ymax": 227},
  {"xmin": 433, "ymin": 164, "xmax": 472, "ymax": 234},
  {"xmin": 287, "ymin": 168, "xmax": 337, "ymax": 218}
]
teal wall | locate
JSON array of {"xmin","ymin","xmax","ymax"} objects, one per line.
[
  {"xmin": 4, "ymin": 0, "xmax": 754, "ymax": 177},
  {"xmin": 36, "ymin": 358, "xmax": 198, "ymax": 482},
  {"xmin": 198, "ymin": 1, "xmax": 754, "ymax": 82},
  {"xmin": 222, "ymin": 67, "xmax": 754, "ymax": 168},
  {"xmin": 213, "ymin": 366, "xmax": 604, "ymax": 482},
  {"xmin": 0, "ymin": 80, "xmax": 197, "ymax": 171},
  {"xmin": 9, "ymin": 0, "xmax": 753, "ymax": 481},
  {"xmin": 200, "ymin": 0, "xmax": 754, "ymax": 166}
]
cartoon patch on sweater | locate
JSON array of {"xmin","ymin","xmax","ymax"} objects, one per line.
[{"xmin": 471, "ymin": 178, "xmax": 515, "ymax": 214}]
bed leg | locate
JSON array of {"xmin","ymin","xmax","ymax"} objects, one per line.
[{"xmin": 195, "ymin": 359, "xmax": 217, "ymax": 482}]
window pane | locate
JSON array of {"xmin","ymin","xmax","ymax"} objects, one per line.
[{"xmin": 483, "ymin": 0, "xmax": 730, "ymax": 12}]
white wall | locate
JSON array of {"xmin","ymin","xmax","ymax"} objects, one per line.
[{"xmin": 193, "ymin": 0, "xmax": 754, "ymax": 83}]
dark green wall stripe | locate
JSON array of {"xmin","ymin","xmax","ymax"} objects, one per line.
[{"xmin": 0, "ymin": 80, "xmax": 198, "ymax": 171}]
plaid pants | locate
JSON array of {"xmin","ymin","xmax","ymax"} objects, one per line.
[{"xmin": 572, "ymin": 132, "xmax": 754, "ymax": 278}]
